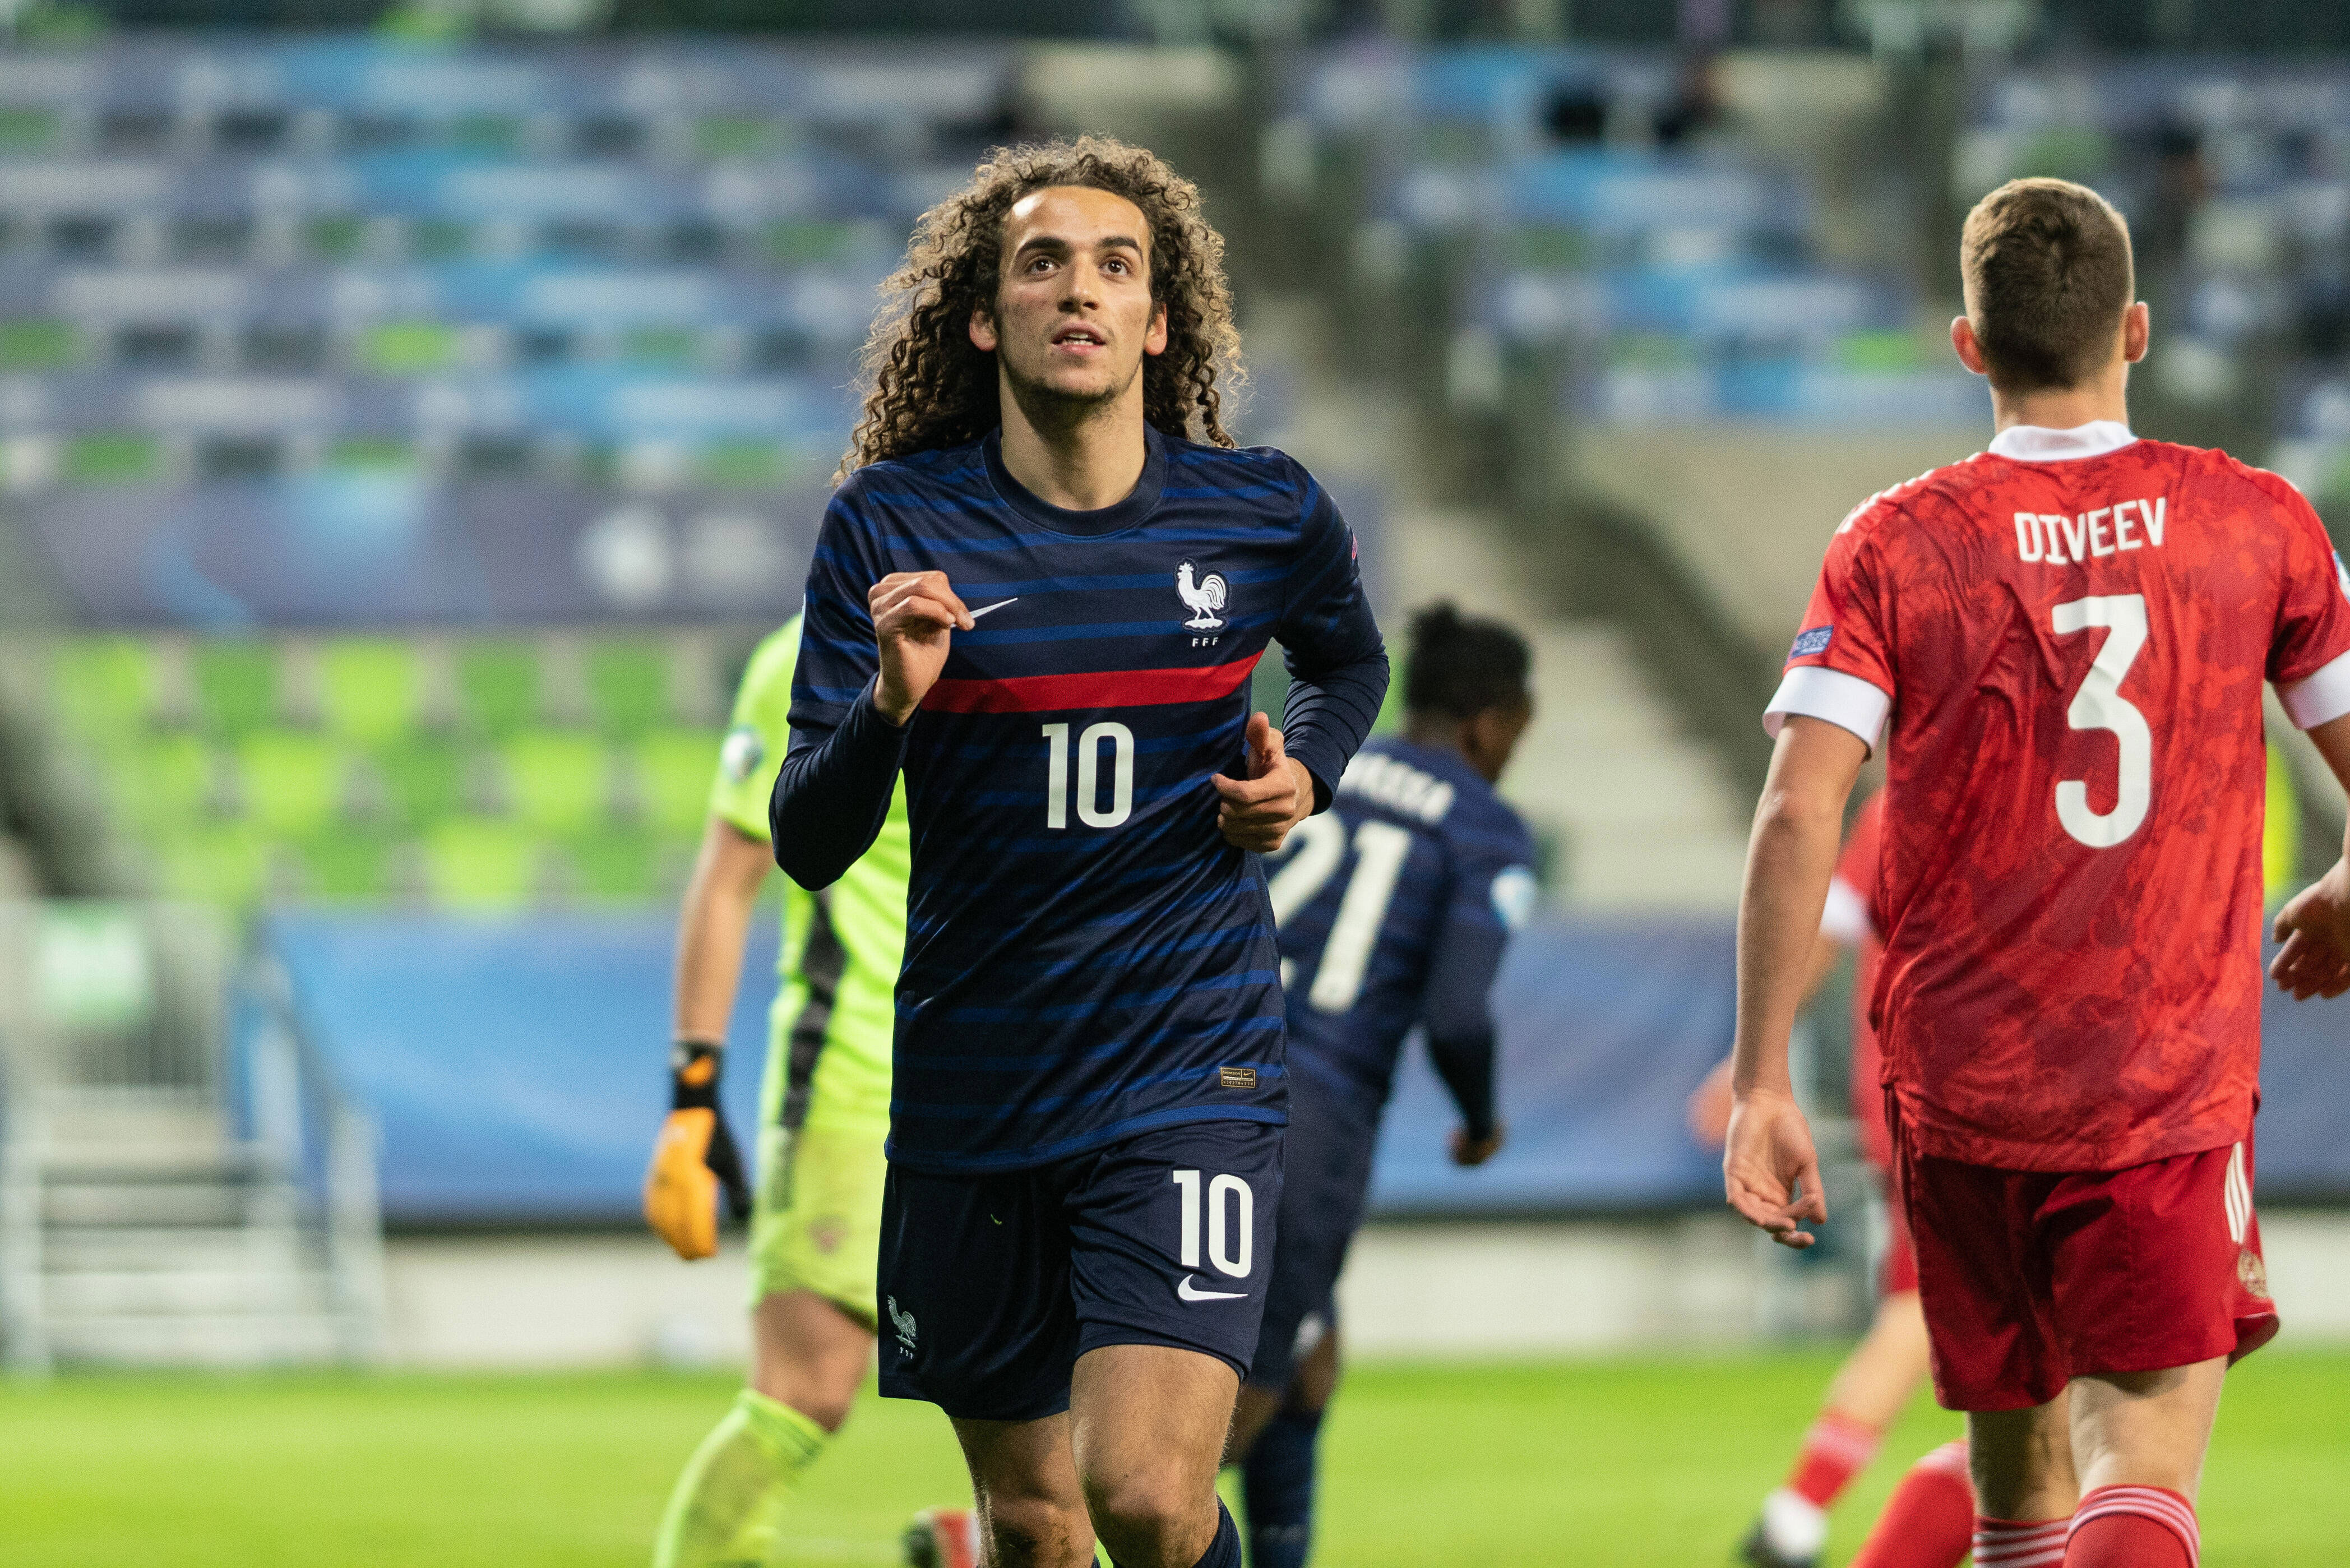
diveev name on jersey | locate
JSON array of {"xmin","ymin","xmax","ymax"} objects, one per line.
[{"xmin": 2014, "ymin": 498, "xmax": 2166, "ymax": 565}]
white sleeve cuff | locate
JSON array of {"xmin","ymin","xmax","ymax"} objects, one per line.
[
  {"xmin": 1763, "ymin": 666, "xmax": 1891, "ymax": 751},
  {"xmin": 1819, "ymin": 875, "xmax": 1871, "ymax": 943},
  {"xmin": 2280, "ymin": 647, "xmax": 2350, "ymax": 730}
]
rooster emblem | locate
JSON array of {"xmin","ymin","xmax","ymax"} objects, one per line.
[
  {"xmin": 886, "ymin": 1296, "xmax": 917, "ymax": 1356},
  {"xmin": 1176, "ymin": 559, "xmax": 1228, "ymax": 630}
]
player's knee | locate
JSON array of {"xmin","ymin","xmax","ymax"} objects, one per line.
[
  {"xmin": 1082, "ymin": 1470, "xmax": 1205, "ymax": 1561},
  {"xmin": 978, "ymin": 1493, "xmax": 1090, "ymax": 1567},
  {"xmin": 746, "ymin": 1359, "xmax": 861, "ymax": 1433}
]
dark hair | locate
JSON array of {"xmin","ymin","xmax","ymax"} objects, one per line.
[
  {"xmin": 839, "ymin": 135, "xmax": 1242, "ymax": 478},
  {"xmin": 1404, "ymin": 602, "xmax": 1530, "ymax": 720},
  {"xmin": 1960, "ymin": 177, "xmax": 2135, "ymax": 393}
]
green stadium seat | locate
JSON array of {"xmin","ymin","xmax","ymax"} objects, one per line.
[
  {"xmin": 320, "ymin": 640, "xmax": 422, "ymax": 746},
  {"xmin": 193, "ymin": 641, "xmax": 280, "ymax": 736},
  {"xmin": 235, "ymin": 732, "xmax": 346, "ymax": 835},
  {"xmin": 423, "ymin": 817, "xmax": 539, "ymax": 910},
  {"xmin": 117, "ymin": 733, "xmax": 216, "ymax": 839},
  {"xmin": 157, "ymin": 825, "xmax": 270, "ymax": 906},
  {"xmin": 299, "ymin": 832, "xmax": 392, "ymax": 903},
  {"xmin": 52, "ymin": 637, "xmax": 160, "ymax": 744},
  {"xmin": 635, "ymin": 728, "xmax": 721, "ymax": 838},
  {"xmin": 501, "ymin": 731, "xmax": 610, "ymax": 834},
  {"xmin": 374, "ymin": 735, "xmax": 469, "ymax": 829},
  {"xmin": 564, "ymin": 829, "xmax": 658, "ymax": 902},
  {"xmin": 586, "ymin": 640, "xmax": 670, "ymax": 737},
  {"xmin": 456, "ymin": 641, "xmax": 541, "ymax": 736}
]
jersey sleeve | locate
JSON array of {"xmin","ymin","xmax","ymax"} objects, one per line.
[
  {"xmin": 1274, "ymin": 464, "xmax": 1390, "ymax": 806},
  {"xmin": 707, "ymin": 619, "xmax": 801, "ymax": 843},
  {"xmin": 1418, "ymin": 826, "xmax": 1538, "ymax": 1139},
  {"xmin": 1763, "ymin": 505, "xmax": 1898, "ymax": 751},
  {"xmin": 2260, "ymin": 474, "xmax": 2350, "ymax": 729},
  {"xmin": 770, "ymin": 483, "xmax": 912, "ymax": 890},
  {"xmin": 787, "ymin": 488, "xmax": 887, "ymax": 743}
]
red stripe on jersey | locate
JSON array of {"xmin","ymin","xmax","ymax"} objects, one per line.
[{"xmin": 922, "ymin": 652, "xmax": 1262, "ymax": 714}]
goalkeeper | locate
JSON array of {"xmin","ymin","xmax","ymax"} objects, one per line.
[{"xmin": 642, "ymin": 613, "xmax": 909, "ymax": 1568}]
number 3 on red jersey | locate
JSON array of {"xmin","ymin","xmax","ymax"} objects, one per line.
[{"xmin": 2052, "ymin": 593, "xmax": 2150, "ymax": 848}]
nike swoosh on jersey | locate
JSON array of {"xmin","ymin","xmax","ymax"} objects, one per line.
[
  {"xmin": 966, "ymin": 597, "xmax": 1019, "ymax": 621},
  {"xmin": 1176, "ymin": 1275, "xmax": 1246, "ymax": 1302}
]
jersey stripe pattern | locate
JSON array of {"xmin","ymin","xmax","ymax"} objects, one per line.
[
  {"xmin": 787, "ymin": 428, "xmax": 1387, "ymax": 1173},
  {"xmin": 1777, "ymin": 433, "xmax": 2350, "ymax": 1172},
  {"xmin": 1270, "ymin": 737, "xmax": 1537, "ymax": 1130},
  {"xmin": 709, "ymin": 616, "xmax": 905, "ymax": 1135}
]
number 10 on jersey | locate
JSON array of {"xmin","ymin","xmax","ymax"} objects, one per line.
[{"xmin": 1042, "ymin": 721, "xmax": 1135, "ymax": 829}]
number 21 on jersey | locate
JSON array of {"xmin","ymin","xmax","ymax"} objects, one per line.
[
  {"xmin": 1265, "ymin": 814, "xmax": 1413, "ymax": 1013},
  {"xmin": 2052, "ymin": 593, "xmax": 2150, "ymax": 848}
]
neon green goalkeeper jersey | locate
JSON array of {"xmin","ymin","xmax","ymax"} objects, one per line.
[{"xmin": 708, "ymin": 615, "xmax": 908, "ymax": 1135}]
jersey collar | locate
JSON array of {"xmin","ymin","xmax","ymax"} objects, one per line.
[
  {"xmin": 1986, "ymin": 420, "xmax": 2137, "ymax": 461},
  {"xmin": 982, "ymin": 423, "xmax": 1167, "ymax": 537}
]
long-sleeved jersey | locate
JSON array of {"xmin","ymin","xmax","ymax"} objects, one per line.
[
  {"xmin": 772, "ymin": 426, "xmax": 1388, "ymax": 1173},
  {"xmin": 1268, "ymin": 736, "xmax": 1538, "ymax": 1138}
]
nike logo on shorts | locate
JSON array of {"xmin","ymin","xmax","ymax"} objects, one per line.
[{"xmin": 1177, "ymin": 1275, "xmax": 1245, "ymax": 1302}]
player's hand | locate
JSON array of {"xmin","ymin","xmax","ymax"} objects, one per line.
[
  {"xmin": 1723, "ymin": 1085, "xmax": 1826, "ymax": 1249},
  {"xmin": 2271, "ymin": 857, "xmax": 2350, "ymax": 1000},
  {"xmin": 1685, "ymin": 1056, "xmax": 1734, "ymax": 1149},
  {"xmin": 1213, "ymin": 711, "xmax": 1316, "ymax": 852},
  {"xmin": 644, "ymin": 1042, "xmax": 752, "ymax": 1261},
  {"xmin": 1450, "ymin": 1123, "xmax": 1505, "ymax": 1167},
  {"xmin": 868, "ymin": 571, "xmax": 973, "ymax": 726}
]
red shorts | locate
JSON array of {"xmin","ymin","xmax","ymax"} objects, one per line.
[
  {"xmin": 1877, "ymin": 1168, "xmax": 1918, "ymax": 1297},
  {"xmin": 1899, "ymin": 1135, "xmax": 2278, "ymax": 1412}
]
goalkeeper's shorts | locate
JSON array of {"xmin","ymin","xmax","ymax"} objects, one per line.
[{"xmin": 748, "ymin": 1116, "xmax": 888, "ymax": 1326}]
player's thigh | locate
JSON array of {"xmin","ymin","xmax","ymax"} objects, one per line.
[
  {"xmin": 749, "ymin": 1288, "xmax": 876, "ymax": 1430},
  {"xmin": 748, "ymin": 1117, "xmax": 888, "ymax": 1325},
  {"xmin": 1967, "ymin": 1389, "xmax": 2078, "ymax": 1522},
  {"xmin": 950, "ymin": 1412, "xmax": 1095, "ymax": 1564},
  {"xmin": 2067, "ymin": 1356, "xmax": 2227, "ymax": 1500},
  {"xmin": 1901, "ymin": 1146, "xmax": 2066, "ymax": 1412},
  {"xmin": 1070, "ymin": 1342, "xmax": 1238, "ymax": 1515},
  {"xmin": 876, "ymin": 1162, "xmax": 1080, "ymax": 1423},
  {"xmin": 2046, "ymin": 1140, "xmax": 2277, "ymax": 1384},
  {"xmin": 1064, "ymin": 1118, "xmax": 1282, "ymax": 1381}
]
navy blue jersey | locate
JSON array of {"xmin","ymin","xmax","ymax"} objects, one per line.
[
  {"xmin": 1266, "ymin": 736, "xmax": 1538, "ymax": 1132},
  {"xmin": 776, "ymin": 427, "xmax": 1387, "ymax": 1174}
]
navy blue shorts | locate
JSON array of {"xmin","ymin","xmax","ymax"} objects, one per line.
[
  {"xmin": 1247, "ymin": 1069, "xmax": 1377, "ymax": 1392},
  {"xmin": 876, "ymin": 1118, "xmax": 1283, "ymax": 1422}
]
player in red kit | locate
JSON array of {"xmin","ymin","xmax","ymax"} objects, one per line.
[{"xmin": 1724, "ymin": 176, "xmax": 2350, "ymax": 1568}]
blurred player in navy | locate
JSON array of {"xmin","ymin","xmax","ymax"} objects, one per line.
[
  {"xmin": 1227, "ymin": 602, "xmax": 1537, "ymax": 1568},
  {"xmin": 771, "ymin": 137, "xmax": 1387, "ymax": 1568}
]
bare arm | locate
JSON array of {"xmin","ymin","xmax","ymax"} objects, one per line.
[
  {"xmin": 1686, "ymin": 929, "xmax": 1845, "ymax": 1147},
  {"xmin": 1724, "ymin": 715, "xmax": 1868, "ymax": 1247},
  {"xmin": 2271, "ymin": 711, "xmax": 2350, "ymax": 999},
  {"xmin": 673, "ymin": 816, "xmax": 776, "ymax": 1042}
]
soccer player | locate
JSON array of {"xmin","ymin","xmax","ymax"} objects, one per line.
[
  {"xmin": 772, "ymin": 136, "xmax": 1388, "ymax": 1568},
  {"xmin": 1228, "ymin": 600, "xmax": 1538, "ymax": 1568},
  {"xmin": 1725, "ymin": 175, "xmax": 2350, "ymax": 1568},
  {"xmin": 641, "ymin": 613, "xmax": 910, "ymax": 1567}
]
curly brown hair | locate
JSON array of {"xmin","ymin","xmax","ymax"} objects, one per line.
[{"xmin": 838, "ymin": 135, "xmax": 1243, "ymax": 478}]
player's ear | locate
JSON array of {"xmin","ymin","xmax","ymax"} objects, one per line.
[
  {"xmin": 969, "ymin": 304, "xmax": 998, "ymax": 354},
  {"xmin": 1144, "ymin": 299, "xmax": 1168, "ymax": 358},
  {"xmin": 2121, "ymin": 300, "xmax": 2150, "ymax": 364},
  {"xmin": 1950, "ymin": 314, "xmax": 1989, "ymax": 377}
]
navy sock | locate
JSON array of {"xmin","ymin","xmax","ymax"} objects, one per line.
[
  {"xmin": 1241, "ymin": 1405, "xmax": 1324, "ymax": 1568},
  {"xmin": 1186, "ymin": 1497, "xmax": 1242, "ymax": 1568}
]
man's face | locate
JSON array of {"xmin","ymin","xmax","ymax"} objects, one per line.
[{"xmin": 971, "ymin": 185, "xmax": 1168, "ymax": 409}]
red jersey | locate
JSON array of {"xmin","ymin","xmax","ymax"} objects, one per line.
[
  {"xmin": 1822, "ymin": 791, "xmax": 1891, "ymax": 1169},
  {"xmin": 1770, "ymin": 423, "xmax": 2350, "ymax": 1172}
]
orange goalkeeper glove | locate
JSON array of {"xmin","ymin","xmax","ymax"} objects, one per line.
[{"xmin": 644, "ymin": 1040, "xmax": 751, "ymax": 1260}]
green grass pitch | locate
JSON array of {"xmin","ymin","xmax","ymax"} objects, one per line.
[{"xmin": 3, "ymin": 1349, "xmax": 2344, "ymax": 1566}]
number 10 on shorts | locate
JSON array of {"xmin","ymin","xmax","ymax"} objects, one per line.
[{"xmin": 1171, "ymin": 1169, "xmax": 1254, "ymax": 1278}]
